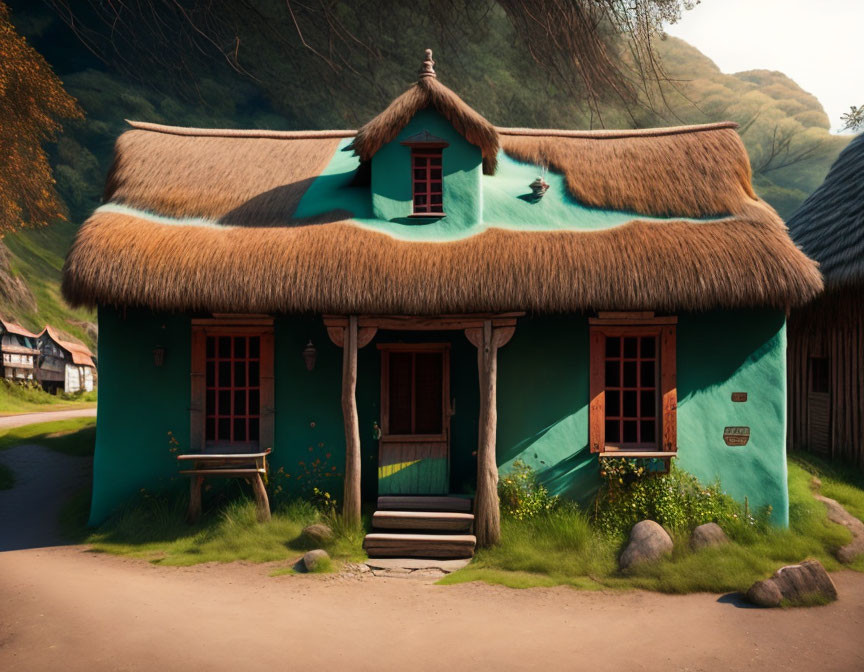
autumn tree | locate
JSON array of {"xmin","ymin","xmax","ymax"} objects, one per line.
[{"xmin": 0, "ymin": 1, "xmax": 82, "ymax": 234}]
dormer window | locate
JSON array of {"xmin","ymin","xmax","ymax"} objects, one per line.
[{"xmin": 402, "ymin": 131, "xmax": 449, "ymax": 217}]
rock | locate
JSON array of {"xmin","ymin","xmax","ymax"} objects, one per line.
[
  {"xmin": 746, "ymin": 560, "xmax": 838, "ymax": 607},
  {"xmin": 690, "ymin": 523, "xmax": 729, "ymax": 550},
  {"xmin": 302, "ymin": 549, "xmax": 330, "ymax": 572},
  {"xmin": 814, "ymin": 494, "xmax": 864, "ymax": 563},
  {"xmin": 619, "ymin": 520, "xmax": 674, "ymax": 570},
  {"xmin": 302, "ymin": 523, "xmax": 333, "ymax": 545}
]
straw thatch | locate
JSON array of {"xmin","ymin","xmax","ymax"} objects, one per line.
[
  {"xmin": 349, "ymin": 76, "xmax": 500, "ymax": 174},
  {"xmin": 787, "ymin": 133, "xmax": 864, "ymax": 290}
]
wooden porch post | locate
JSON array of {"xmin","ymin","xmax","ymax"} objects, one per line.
[{"xmin": 342, "ymin": 315, "xmax": 362, "ymax": 527}]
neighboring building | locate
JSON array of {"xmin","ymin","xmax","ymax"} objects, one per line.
[
  {"xmin": 787, "ymin": 133, "xmax": 864, "ymax": 468},
  {"xmin": 0, "ymin": 319, "xmax": 40, "ymax": 381},
  {"xmin": 63, "ymin": 51, "xmax": 821, "ymax": 551},
  {"xmin": 37, "ymin": 325, "xmax": 97, "ymax": 394}
]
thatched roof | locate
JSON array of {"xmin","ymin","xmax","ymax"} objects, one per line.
[
  {"xmin": 787, "ymin": 133, "xmax": 864, "ymax": 290},
  {"xmin": 62, "ymin": 65, "xmax": 821, "ymax": 315}
]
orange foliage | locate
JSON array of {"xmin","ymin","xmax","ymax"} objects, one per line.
[{"xmin": 0, "ymin": 2, "xmax": 82, "ymax": 233}]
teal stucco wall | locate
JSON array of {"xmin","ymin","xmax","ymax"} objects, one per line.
[{"xmin": 90, "ymin": 308, "xmax": 789, "ymax": 526}]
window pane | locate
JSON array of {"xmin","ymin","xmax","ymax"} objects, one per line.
[
  {"xmin": 206, "ymin": 418, "xmax": 215, "ymax": 441},
  {"xmin": 415, "ymin": 194, "xmax": 427, "ymax": 206},
  {"xmin": 218, "ymin": 390, "xmax": 231, "ymax": 414},
  {"xmin": 606, "ymin": 390, "xmax": 620, "ymax": 417},
  {"xmin": 623, "ymin": 420, "xmax": 638, "ymax": 443},
  {"xmin": 605, "ymin": 337, "xmax": 620, "ymax": 358},
  {"xmin": 249, "ymin": 337, "xmax": 260, "ymax": 359},
  {"xmin": 234, "ymin": 390, "xmax": 247, "ymax": 416},
  {"xmin": 430, "ymin": 155, "xmax": 442, "ymax": 165},
  {"xmin": 640, "ymin": 390, "xmax": 656, "ymax": 417},
  {"xmin": 431, "ymin": 194, "xmax": 442, "ymax": 205},
  {"xmin": 605, "ymin": 360, "xmax": 620, "ymax": 387},
  {"xmin": 249, "ymin": 389, "xmax": 260, "ymax": 415},
  {"xmin": 206, "ymin": 389, "xmax": 215, "ymax": 414},
  {"xmin": 605, "ymin": 419, "xmax": 620, "ymax": 443},
  {"xmin": 206, "ymin": 337, "xmax": 215, "ymax": 358},
  {"xmin": 234, "ymin": 361, "xmax": 246, "ymax": 387},
  {"xmin": 623, "ymin": 337, "xmax": 638, "ymax": 358},
  {"xmin": 249, "ymin": 420, "xmax": 260, "ymax": 442},
  {"xmin": 640, "ymin": 420, "xmax": 656, "ymax": 444},
  {"xmin": 249, "ymin": 361, "xmax": 260, "ymax": 387},
  {"xmin": 388, "ymin": 352, "xmax": 413, "ymax": 434},
  {"xmin": 218, "ymin": 361, "xmax": 231, "ymax": 386},
  {"xmin": 233, "ymin": 418, "xmax": 247, "ymax": 442},
  {"xmin": 218, "ymin": 418, "xmax": 230, "ymax": 440},
  {"xmin": 623, "ymin": 361, "xmax": 637, "ymax": 387},
  {"xmin": 640, "ymin": 361, "xmax": 656, "ymax": 387},
  {"xmin": 218, "ymin": 337, "xmax": 231, "ymax": 358},
  {"xmin": 623, "ymin": 390, "xmax": 637, "ymax": 418},
  {"xmin": 234, "ymin": 337, "xmax": 246, "ymax": 359},
  {"xmin": 414, "ymin": 169, "xmax": 427, "ymax": 180},
  {"xmin": 206, "ymin": 361, "xmax": 215, "ymax": 387},
  {"xmin": 640, "ymin": 336, "xmax": 656, "ymax": 358},
  {"xmin": 414, "ymin": 352, "xmax": 443, "ymax": 434},
  {"xmin": 431, "ymin": 168, "xmax": 442, "ymax": 180}
]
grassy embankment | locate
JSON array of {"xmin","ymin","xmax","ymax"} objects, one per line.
[
  {"xmin": 0, "ymin": 378, "xmax": 97, "ymax": 416},
  {"xmin": 440, "ymin": 456, "xmax": 864, "ymax": 593}
]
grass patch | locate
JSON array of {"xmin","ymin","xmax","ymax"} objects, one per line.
[
  {"xmin": 791, "ymin": 451, "xmax": 864, "ymax": 524},
  {"xmin": 0, "ymin": 418, "xmax": 96, "ymax": 455},
  {"xmin": 0, "ymin": 378, "xmax": 96, "ymax": 415},
  {"xmin": 62, "ymin": 484, "xmax": 366, "ymax": 569},
  {"xmin": 443, "ymin": 457, "xmax": 862, "ymax": 593},
  {"xmin": 0, "ymin": 461, "xmax": 13, "ymax": 490}
]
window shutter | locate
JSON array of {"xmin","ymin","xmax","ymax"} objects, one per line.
[
  {"xmin": 190, "ymin": 326, "xmax": 206, "ymax": 452},
  {"xmin": 589, "ymin": 329, "xmax": 605, "ymax": 453},
  {"xmin": 661, "ymin": 325, "xmax": 677, "ymax": 452},
  {"xmin": 259, "ymin": 331, "xmax": 275, "ymax": 451}
]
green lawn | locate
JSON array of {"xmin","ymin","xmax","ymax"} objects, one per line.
[
  {"xmin": 0, "ymin": 378, "xmax": 97, "ymax": 416},
  {"xmin": 0, "ymin": 418, "xmax": 97, "ymax": 455},
  {"xmin": 441, "ymin": 457, "xmax": 864, "ymax": 593}
]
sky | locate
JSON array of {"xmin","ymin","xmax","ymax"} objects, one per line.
[{"xmin": 664, "ymin": 0, "xmax": 863, "ymax": 133}]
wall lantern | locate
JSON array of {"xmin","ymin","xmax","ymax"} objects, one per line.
[
  {"xmin": 302, "ymin": 339, "xmax": 317, "ymax": 371},
  {"xmin": 153, "ymin": 346, "xmax": 166, "ymax": 367}
]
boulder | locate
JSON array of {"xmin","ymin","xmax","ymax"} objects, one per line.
[
  {"xmin": 746, "ymin": 560, "xmax": 838, "ymax": 607},
  {"xmin": 303, "ymin": 549, "xmax": 330, "ymax": 572},
  {"xmin": 619, "ymin": 520, "xmax": 674, "ymax": 570},
  {"xmin": 690, "ymin": 523, "xmax": 729, "ymax": 550},
  {"xmin": 302, "ymin": 523, "xmax": 334, "ymax": 545}
]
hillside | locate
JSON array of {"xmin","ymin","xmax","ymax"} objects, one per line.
[{"xmin": 0, "ymin": 3, "xmax": 851, "ymax": 353}]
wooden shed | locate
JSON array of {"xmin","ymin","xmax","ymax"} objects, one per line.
[
  {"xmin": 63, "ymin": 51, "xmax": 821, "ymax": 555},
  {"xmin": 787, "ymin": 133, "xmax": 864, "ymax": 467}
]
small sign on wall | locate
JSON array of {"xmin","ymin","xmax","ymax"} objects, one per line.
[
  {"xmin": 731, "ymin": 392, "xmax": 748, "ymax": 402},
  {"xmin": 724, "ymin": 426, "xmax": 750, "ymax": 446}
]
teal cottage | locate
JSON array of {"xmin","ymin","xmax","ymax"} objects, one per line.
[{"xmin": 63, "ymin": 50, "xmax": 821, "ymax": 557}]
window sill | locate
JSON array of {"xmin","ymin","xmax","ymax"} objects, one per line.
[
  {"xmin": 598, "ymin": 450, "xmax": 676, "ymax": 458},
  {"xmin": 408, "ymin": 212, "xmax": 446, "ymax": 219}
]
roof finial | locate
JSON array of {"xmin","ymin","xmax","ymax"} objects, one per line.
[{"xmin": 419, "ymin": 48, "xmax": 436, "ymax": 79}]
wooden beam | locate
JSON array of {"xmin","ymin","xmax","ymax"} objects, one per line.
[
  {"xmin": 324, "ymin": 313, "xmax": 523, "ymax": 333},
  {"xmin": 342, "ymin": 315, "xmax": 362, "ymax": 527},
  {"xmin": 326, "ymin": 325, "xmax": 377, "ymax": 348},
  {"xmin": 474, "ymin": 320, "xmax": 501, "ymax": 548}
]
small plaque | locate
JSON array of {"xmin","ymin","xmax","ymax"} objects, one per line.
[
  {"xmin": 723, "ymin": 426, "xmax": 750, "ymax": 446},
  {"xmin": 731, "ymin": 392, "xmax": 748, "ymax": 402}
]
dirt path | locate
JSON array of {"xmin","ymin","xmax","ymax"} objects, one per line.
[
  {"xmin": 0, "ymin": 407, "xmax": 97, "ymax": 429},
  {"xmin": 0, "ymin": 547, "xmax": 863, "ymax": 672}
]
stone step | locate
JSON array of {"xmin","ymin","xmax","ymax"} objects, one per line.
[
  {"xmin": 372, "ymin": 510, "xmax": 474, "ymax": 533},
  {"xmin": 376, "ymin": 495, "xmax": 472, "ymax": 513},
  {"xmin": 363, "ymin": 533, "xmax": 476, "ymax": 559}
]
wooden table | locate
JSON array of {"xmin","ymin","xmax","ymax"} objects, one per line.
[{"xmin": 177, "ymin": 448, "xmax": 272, "ymax": 523}]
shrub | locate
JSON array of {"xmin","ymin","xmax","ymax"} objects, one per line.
[
  {"xmin": 498, "ymin": 460, "xmax": 559, "ymax": 520},
  {"xmin": 592, "ymin": 459, "xmax": 766, "ymax": 536}
]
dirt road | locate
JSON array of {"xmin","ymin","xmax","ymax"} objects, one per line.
[
  {"xmin": 1, "ymin": 546, "xmax": 863, "ymax": 672},
  {"xmin": 0, "ymin": 407, "xmax": 97, "ymax": 429}
]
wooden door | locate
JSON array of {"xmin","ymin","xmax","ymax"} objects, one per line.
[{"xmin": 378, "ymin": 344, "xmax": 450, "ymax": 495}]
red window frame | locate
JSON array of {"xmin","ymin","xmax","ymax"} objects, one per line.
[
  {"xmin": 589, "ymin": 317, "xmax": 677, "ymax": 456},
  {"xmin": 410, "ymin": 148, "xmax": 445, "ymax": 216},
  {"xmin": 602, "ymin": 334, "xmax": 659, "ymax": 449},
  {"xmin": 205, "ymin": 334, "xmax": 261, "ymax": 446}
]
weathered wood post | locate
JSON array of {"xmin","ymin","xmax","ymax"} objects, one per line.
[{"xmin": 342, "ymin": 315, "xmax": 362, "ymax": 527}]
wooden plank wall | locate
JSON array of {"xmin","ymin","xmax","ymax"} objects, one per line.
[{"xmin": 788, "ymin": 290, "xmax": 864, "ymax": 468}]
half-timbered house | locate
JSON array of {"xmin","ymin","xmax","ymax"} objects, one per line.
[
  {"xmin": 1, "ymin": 319, "xmax": 40, "ymax": 381},
  {"xmin": 63, "ymin": 51, "xmax": 821, "ymax": 555},
  {"xmin": 37, "ymin": 325, "xmax": 96, "ymax": 394}
]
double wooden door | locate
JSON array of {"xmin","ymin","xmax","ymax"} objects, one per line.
[{"xmin": 378, "ymin": 344, "xmax": 450, "ymax": 495}]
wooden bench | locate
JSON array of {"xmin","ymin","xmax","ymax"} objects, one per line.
[{"xmin": 177, "ymin": 449, "xmax": 272, "ymax": 523}]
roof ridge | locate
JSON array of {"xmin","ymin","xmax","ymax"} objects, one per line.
[
  {"xmin": 496, "ymin": 122, "xmax": 739, "ymax": 139},
  {"xmin": 125, "ymin": 120, "xmax": 357, "ymax": 139}
]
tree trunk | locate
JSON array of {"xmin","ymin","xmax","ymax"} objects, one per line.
[
  {"xmin": 474, "ymin": 320, "xmax": 501, "ymax": 547},
  {"xmin": 342, "ymin": 315, "xmax": 362, "ymax": 527}
]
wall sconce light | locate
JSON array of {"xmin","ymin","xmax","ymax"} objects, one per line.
[
  {"xmin": 302, "ymin": 339, "xmax": 317, "ymax": 371},
  {"xmin": 153, "ymin": 346, "xmax": 166, "ymax": 367}
]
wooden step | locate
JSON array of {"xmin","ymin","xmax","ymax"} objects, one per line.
[
  {"xmin": 376, "ymin": 496, "xmax": 472, "ymax": 513},
  {"xmin": 363, "ymin": 533, "xmax": 476, "ymax": 559},
  {"xmin": 372, "ymin": 510, "xmax": 474, "ymax": 533}
]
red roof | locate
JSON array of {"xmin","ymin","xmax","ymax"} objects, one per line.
[
  {"xmin": 1, "ymin": 318, "xmax": 39, "ymax": 339},
  {"xmin": 38, "ymin": 325, "xmax": 96, "ymax": 368}
]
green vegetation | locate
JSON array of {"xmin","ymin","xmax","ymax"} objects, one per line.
[
  {"xmin": 60, "ymin": 484, "xmax": 365, "ymax": 570},
  {"xmin": 441, "ymin": 458, "xmax": 863, "ymax": 593},
  {"xmin": 0, "ymin": 417, "xmax": 96, "ymax": 454},
  {"xmin": 792, "ymin": 451, "xmax": 864, "ymax": 524},
  {"xmin": 498, "ymin": 460, "xmax": 559, "ymax": 520},
  {"xmin": 0, "ymin": 378, "xmax": 96, "ymax": 415}
]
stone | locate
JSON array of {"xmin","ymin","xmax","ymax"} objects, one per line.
[
  {"xmin": 619, "ymin": 520, "xmax": 674, "ymax": 570},
  {"xmin": 690, "ymin": 522, "xmax": 729, "ymax": 550},
  {"xmin": 302, "ymin": 549, "xmax": 330, "ymax": 572},
  {"xmin": 302, "ymin": 523, "xmax": 333, "ymax": 545},
  {"xmin": 746, "ymin": 560, "xmax": 838, "ymax": 607}
]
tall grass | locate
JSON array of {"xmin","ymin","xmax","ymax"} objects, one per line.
[
  {"xmin": 0, "ymin": 417, "xmax": 96, "ymax": 455},
  {"xmin": 0, "ymin": 378, "xmax": 97, "ymax": 415}
]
